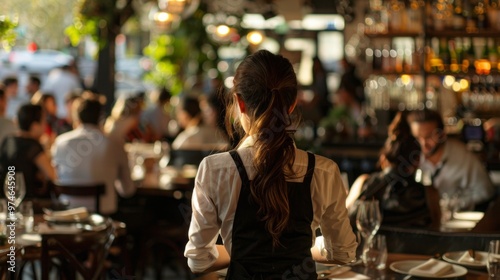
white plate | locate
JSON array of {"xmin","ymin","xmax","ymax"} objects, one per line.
[
  {"xmin": 442, "ymin": 251, "xmax": 487, "ymax": 268},
  {"xmin": 442, "ymin": 220, "xmax": 477, "ymax": 230},
  {"xmin": 453, "ymin": 212, "xmax": 484, "ymax": 222},
  {"xmin": 390, "ymin": 260, "xmax": 467, "ymax": 278}
]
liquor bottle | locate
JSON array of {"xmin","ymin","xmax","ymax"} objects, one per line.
[
  {"xmin": 463, "ymin": 37, "xmax": 476, "ymax": 72},
  {"xmin": 439, "ymin": 38, "xmax": 451, "ymax": 71},
  {"xmin": 475, "ymin": 0, "xmax": 487, "ymax": 30},
  {"xmin": 488, "ymin": 38, "xmax": 499, "ymax": 71},
  {"xmin": 452, "ymin": 0, "xmax": 466, "ymax": 29},
  {"xmin": 464, "ymin": 0, "xmax": 477, "ymax": 32},
  {"xmin": 449, "ymin": 39, "xmax": 460, "ymax": 73}
]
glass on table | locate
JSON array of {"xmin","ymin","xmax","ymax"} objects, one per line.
[
  {"xmin": 3, "ymin": 171, "xmax": 26, "ymax": 208},
  {"xmin": 356, "ymin": 200, "xmax": 382, "ymax": 241},
  {"xmin": 356, "ymin": 199, "xmax": 382, "ymax": 264},
  {"xmin": 362, "ymin": 234, "xmax": 387, "ymax": 270},
  {"xmin": 19, "ymin": 201, "xmax": 34, "ymax": 233},
  {"xmin": 488, "ymin": 240, "xmax": 500, "ymax": 280}
]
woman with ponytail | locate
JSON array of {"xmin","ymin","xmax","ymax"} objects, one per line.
[{"xmin": 185, "ymin": 50, "xmax": 357, "ymax": 279}]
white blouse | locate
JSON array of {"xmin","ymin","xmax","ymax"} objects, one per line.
[{"xmin": 184, "ymin": 136, "xmax": 358, "ymax": 273}]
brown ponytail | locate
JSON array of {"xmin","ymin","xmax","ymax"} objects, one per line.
[{"xmin": 226, "ymin": 50, "xmax": 298, "ymax": 247}]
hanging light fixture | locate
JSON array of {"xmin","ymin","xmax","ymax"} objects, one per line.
[{"xmin": 150, "ymin": 0, "xmax": 200, "ymax": 31}]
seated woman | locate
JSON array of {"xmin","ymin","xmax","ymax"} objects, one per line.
[
  {"xmin": 0, "ymin": 104, "xmax": 57, "ymax": 199},
  {"xmin": 346, "ymin": 111, "xmax": 440, "ymax": 228},
  {"xmin": 172, "ymin": 95, "xmax": 229, "ymax": 151},
  {"xmin": 104, "ymin": 95, "xmax": 144, "ymax": 144}
]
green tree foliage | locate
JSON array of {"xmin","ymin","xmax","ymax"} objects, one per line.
[
  {"xmin": 0, "ymin": 16, "xmax": 17, "ymax": 50},
  {"xmin": 144, "ymin": 7, "xmax": 219, "ymax": 95}
]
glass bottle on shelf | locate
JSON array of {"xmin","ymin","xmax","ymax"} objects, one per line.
[
  {"xmin": 488, "ymin": 38, "xmax": 498, "ymax": 71},
  {"xmin": 452, "ymin": 0, "xmax": 466, "ymax": 29},
  {"xmin": 465, "ymin": 0, "xmax": 478, "ymax": 32},
  {"xmin": 439, "ymin": 38, "xmax": 451, "ymax": 72}
]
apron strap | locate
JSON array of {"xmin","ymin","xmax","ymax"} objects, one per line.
[{"xmin": 229, "ymin": 150, "xmax": 250, "ymax": 184}]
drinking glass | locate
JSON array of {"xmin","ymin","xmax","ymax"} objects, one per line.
[
  {"xmin": 362, "ymin": 234, "xmax": 388, "ymax": 270},
  {"xmin": 488, "ymin": 240, "xmax": 500, "ymax": 280},
  {"xmin": 356, "ymin": 199, "xmax": 382, "ymax": 263},
  {"xmin": 3, "ymin": 171, "xmax": 26, "ymax": 208},
  {"xmin": 20, "ymin": 201, "xmax": 34, "ymax": 233},
  {"xmin": 356, "ymin": 200, "xmax": 382, "ymax": 241}
]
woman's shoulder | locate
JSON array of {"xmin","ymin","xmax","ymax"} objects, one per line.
[{"xmin": 295, "ymin": 149, "xmax": 338, "ymax": 172}]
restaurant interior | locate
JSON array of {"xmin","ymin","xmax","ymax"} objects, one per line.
[{"xmin": 1, "ymin": 0, "xmax": 500, "ymax": 279}]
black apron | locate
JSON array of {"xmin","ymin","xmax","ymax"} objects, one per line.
[{"xmin": 226, "ymin": 150, "xmax": 317, "ymax": 280}]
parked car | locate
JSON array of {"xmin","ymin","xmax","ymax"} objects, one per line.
[{"xmin": 8, "ymin": 49, "xmax": 74, "ymax": 73}]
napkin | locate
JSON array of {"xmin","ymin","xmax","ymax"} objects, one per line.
[
  {"xmin": 44, "ymin": 207, "xmax": 89, "ymax": 221},
  {"xmin": 408, "ymin": 259, "xmax": 453, "ymax": 277},
  {"xmin": 457, "ymin": 251, "xmax": 483, "ymax": 265}
]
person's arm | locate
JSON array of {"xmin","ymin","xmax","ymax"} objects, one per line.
[
  {"xmin": 185, "ymin": 160, "xmax": 229, "ymax": 273},
  {"xmin": 34, "ymin": 152, "xmax": 57, "ymax": 182},
  {"xmin": 114, "ymin": 144, "xmax": 135, "ymax": 197},
  {"xmin": 316, "ymin": 162, "xmax": 358, "ymax": 264},
  {"xmin": 345, "ymin": 174, "xmax": 369, "ymax": 209}
]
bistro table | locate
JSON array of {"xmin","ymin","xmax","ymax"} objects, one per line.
[{"xmin": 192, "ymin": 253, "xmax": 489, "ymax": 280}]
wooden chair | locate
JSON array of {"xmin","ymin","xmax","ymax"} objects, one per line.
[
  {"xmin": 52, "ymin": 183, "xmax": 106, "ymax": 214},
  {"xmin": 41, "ymin": 218, "xmax": 115, "ymax": 280}
]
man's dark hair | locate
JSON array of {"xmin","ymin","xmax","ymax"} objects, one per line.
[
  {"xmin": 77, "ymin": 98, "xmax": 102, "ymax": 125},
  {"xmin": 179, "ymin": 96, "xmax": 201, "ymax": 118},
  {"xmin": 158, "ymin": 88, "xmax": 172, "ymax": 104},
  {"xmin": 407, "ymin": 109, "xmax": 445, "ymax": 131},
  {"xmin": 29, "ymin": 76, "xmax": 41, "ymax": 86},
  {"xmin": 2, "ymin": 77, "xmax": 18, "ymax": 87},
  {"xmin": 17, "ymin": 104, "xmax": 43, "ymax": 131}
]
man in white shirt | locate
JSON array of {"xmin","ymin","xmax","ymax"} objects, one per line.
[
  {"xmin": 51, "ymin": 95, "xmax": 135, "ymax": 214},
  {"xmin": 408, "ymin": 109, "xmax": 495, "ymax": 210},
  {"xmin": 42, "ymin": 63, "xmax": 81, "ymax": 118},
  {"xmin": 0, "ymin": 87, "xmax": 17, "ymax": 145}
]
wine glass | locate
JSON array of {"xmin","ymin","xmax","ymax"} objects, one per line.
[
  {"xmin": 356, "ymin": 200, "xmax": 382, "ymax": 240},
  {"xmin": 356, "ymin": 200, "xmax": 382, "ymax": 267},
  {"xmin": 3, "ymin": 171, "xmax": 26, "ymax": 208},
  {"xmin": 488, "ymin": 240, "xmax": 500, "ymax": 280}
]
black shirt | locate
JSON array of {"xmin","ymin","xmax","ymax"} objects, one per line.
[{"xmin": 0, "ymin": 136, "xmax": 46, "ymax": 198}]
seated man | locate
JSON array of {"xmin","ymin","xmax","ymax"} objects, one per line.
[
  {"xmin": 407, "ymin": 109, "xmax": 496, "ymax": 211},
  {"xmin": 51, "ymin": 94, "xmax": 135, "ymax": 215}
]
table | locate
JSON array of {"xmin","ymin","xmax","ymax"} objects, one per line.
[
  {"xmin": 193, "ymin": 253, "xmax": 489, "ymax": 280},
  {"xmin": 134, "ymin": 165, "xmax": 195, "ymax": 199}
]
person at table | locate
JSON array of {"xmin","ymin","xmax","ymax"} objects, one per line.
[
  {"xmin": 0, "ymin": 87, "xmax": 17, "ymax": 145},
  {"xmin": 104, "ymin": 95, "xmax": 145, "ymax": 144},
  {"xmin": 171, "ymin": 95, "xmax": 229, "ymax": 150},
  {"xmin": 407, "ymin": 109, "xmax": 495, "ymax": 211},
  {"xmin": 346, "ymin": 111, "xmax": 440, "ymax": 228},
  {"xmin": 51, "ymin": 94, "xmax": 135, "ymax": 215},
  {"xmin": 472, "ymin": 194, "xmax": 500, "ymax": 232},
  {"xmin": 0, "ymin": 104, "xmax": 57, "ymax": 199},
  {"xmin": 141, "ymin": 87, "xmax": 173, "ymax": 142},
  {"xmin": 184, "ymin": 50, "xmax": 357, "ymax": 279}
]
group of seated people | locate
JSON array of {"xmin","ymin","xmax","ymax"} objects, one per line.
[
  {"xmin": 0, "ymin": 80, "xmax": 230, "ymax": 216},
  {"xmin": 346, "ymin": 109, "xmax": 499, "ymax": 232}
]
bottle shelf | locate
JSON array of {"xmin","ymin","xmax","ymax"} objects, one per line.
[
  {"xmin": 365, "ymin": 31, "xmax": 422, "ymax": 38},
  {"xmin": 425, "ymin": 29, "xmax": 500, "ymax": 38}
]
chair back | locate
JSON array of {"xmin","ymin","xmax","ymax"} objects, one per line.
[
  {"xmin": 169, "ymin": 149, "xmax": 218, "ymax": 167},
  {"xmin": 41, "ymin": 218, "xmax": 115, "ymax": 280},
  {"xmin": 53, "ymin": 183, "xmax": 105, "ymax": 214}
]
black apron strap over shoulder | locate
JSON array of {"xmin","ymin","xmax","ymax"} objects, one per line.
[
  {"xmin": 229, "ymin": 150, "xmax": 250, "ymax": 184},
  {"xmin": 303, "ymin": 152, "xmax": 316, "ymax": 186}
]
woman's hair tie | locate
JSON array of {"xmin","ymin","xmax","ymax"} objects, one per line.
[{"xmin": 271, "ymin": 88, "xmax": 280, "ymax": 95}]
